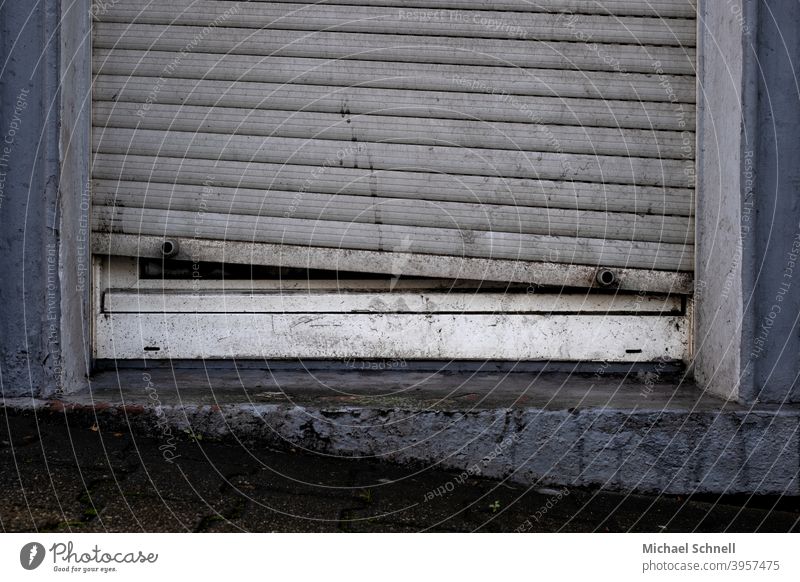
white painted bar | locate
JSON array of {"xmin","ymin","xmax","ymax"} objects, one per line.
[
  {"xmin": 95, "ymin": 312, "xmax": 688, "ymax": 360},
  {"xmin": 103, "ymin": 290, "xmax": 682, "ymax": 314},
  {"xmin": 95, "ymin": 313, "xmax": 686, "ymax": 362}
]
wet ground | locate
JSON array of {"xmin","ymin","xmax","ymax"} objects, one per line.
[{"xmin": 1, "ymin": 408, "xmax": 797, "ymax": 533}]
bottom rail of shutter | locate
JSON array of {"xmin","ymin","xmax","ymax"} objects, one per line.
[{"xmin": 92, "ymin": 233, "xmax": 693, "ymax": 294}]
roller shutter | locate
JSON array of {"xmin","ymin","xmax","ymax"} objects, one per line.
[{"xmin": 91, "ymin": 0, "xmax": 696, "ymax": 294}]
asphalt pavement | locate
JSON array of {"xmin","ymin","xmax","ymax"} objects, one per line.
[{"xmin": 1, "ymin": 408, "xmax": 797, "ymax": 533}]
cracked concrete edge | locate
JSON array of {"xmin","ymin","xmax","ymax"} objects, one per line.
[{"xmin": 3, "ymin": 398, "xmax": 799, "ymax": 496}]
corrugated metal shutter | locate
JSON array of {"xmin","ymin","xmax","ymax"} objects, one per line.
[{"xmin": 91, "ymin": 0, "xmax": 696, "ymax": 293}]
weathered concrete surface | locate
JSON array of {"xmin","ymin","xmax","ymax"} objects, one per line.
[
  {"xmin": 0, "ymin": 0, "xmax": 62, "ymax": 397},
  {"xmin": 3, "ymin": 370, "xmax": 798, "ymax": 496},
  {"xmin": 695, "ymin": 0, "xmax": 800, "ymax": 404},
  {"xmin": 694, "ymin": 0, "xmax": 747, "ymax": 401},
  {"xmin": 2, "ymin": 408, "xmax": 798, "ymax": 532},
  {"xmin": 744, "ymin": 0, "xmax": 800, "ymax": 404},
  {"xmin": 58, "ymin": 0, "xmax": 93, "ymax": 394}
]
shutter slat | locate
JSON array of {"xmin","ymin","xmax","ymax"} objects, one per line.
[
  {"xmin": 94, "ymin": 76, "xmax": 693, "ymax": 130},
  {"xmin": 91, "ymin": 1, "xmax": 697, "ymax": 288},
  {"xmin": 92, "ymin": 154, "xmax": 695, "ymax": 217},
  {"xmin": 96, "ymin": 1, "xmax": 696, "ymax": 45},
  {"xmin": 93, "ymin": 128, "xmax": 694, "ymax": 188},
  {"xmin": 93, "ymin": 206, "xmax": 694, "ymax": 271},
  {"xmin": 93, "ymin": 180, "xmax": 694, "ymax": 244},
  {"xmin": 93, "ymin": 50, "xmax": 696, "ymax": 103},
  {"xmin": 93, "ymin": 233, "xmax": 694, "ymax": 294},
  {"xmin": 94, "ymin": 0, "xmax": 697, "ymax": 18},
  {"xmin": 94, "ymin": 102, "xmax": 692, "ymax": 159},
  {"xmin": 94, "ymin": 23, "xmax": 696, "ymax": 74}
]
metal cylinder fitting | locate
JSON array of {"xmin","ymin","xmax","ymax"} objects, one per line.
[
  {"xmin": 160, "ymin": 239, "xmax": 179, "ymax": 259},
  {"xmin": 595, "ymin": 268, "xmax": 617, "ymax": 288}
]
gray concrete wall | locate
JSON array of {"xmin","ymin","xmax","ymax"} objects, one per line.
[
  {"xmin": 694, "ymin": 0, "xmax": 800, "ymax": 403},
  {"xmin": 0, "ymin": 0, "xmax": 62, "ymax": 397},
  {"xmin": 693, "ymin": 0, "xmax": 748, "ymax": 401},
  {"xmin": 694, "ymin": 0, "xmax": 800, "ymax": 405},
  {"xmin": 7, "ymin": 393, "xmax": 798, "ymax": 496},
  {"xmin": 58, "ymin": 0, "xmax": 93, "ymax": 393},
  {"xmin": 742, "ymin": 0, "xmax": 800, "ymax": 404}
]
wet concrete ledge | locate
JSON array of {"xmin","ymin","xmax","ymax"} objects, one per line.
[{"xmin": 4, "ymin": 369, "xmax": 799, "ymax": 496}]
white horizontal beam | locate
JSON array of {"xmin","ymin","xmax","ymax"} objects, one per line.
[
  {"xmin": 103, "ymin": 290, "xmax": 682, "ymax": 314},
  {"xmin": 95, "ymin": 311, "xmax": 688, "ymax": 360}
]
